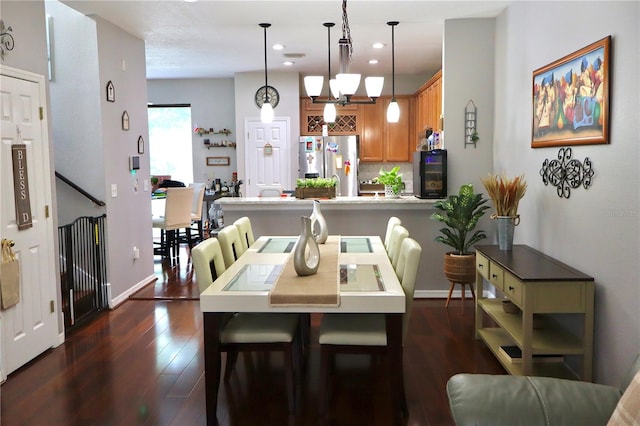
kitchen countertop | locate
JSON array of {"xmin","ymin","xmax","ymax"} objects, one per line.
[{"xmin": 215, "ymin": 195, "xmax": 442, "ymax": 211}]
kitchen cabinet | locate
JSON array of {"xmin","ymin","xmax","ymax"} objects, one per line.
[
  {"xmin": 415, "ymin": 70, "xmax": 442, "ymax": 135},
  {"xmin": 300, "ymin": 96, "xmax": 413, "ymax": 162},
  {"xmin": 359, "ymin": 96, "xmax": 413, "ymax": 163},
  {"xmin": 475, "ymin": 245, "xmax": 594, "ymax": 381}
]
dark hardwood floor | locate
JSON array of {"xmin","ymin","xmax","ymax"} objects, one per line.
[{"xmin": 1, "ymin": 250, "xmax": 505, "ymax": 426}]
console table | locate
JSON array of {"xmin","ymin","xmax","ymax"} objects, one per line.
[{"xmin": 474, "ymin": 245, "xmax": 594, "ymax": 381}]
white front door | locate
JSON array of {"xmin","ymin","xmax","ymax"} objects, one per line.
[
  {"xmin": 245, "ymin": 118, "xmax": 290, "ymax": 197},
  {"xmin": 0, "ymin": 66, "xmax": 58, "ymax": 381}
]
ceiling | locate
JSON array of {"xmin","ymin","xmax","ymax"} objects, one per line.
[{"xmin": 61, "ymin": 0, "xmax": 510, "ymax": 80}]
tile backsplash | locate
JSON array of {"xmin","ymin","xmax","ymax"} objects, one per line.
[{"xmin": 359, "ymin": 162, "xmax": 413, "ymax": 194}]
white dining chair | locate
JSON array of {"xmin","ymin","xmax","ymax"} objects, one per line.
[
  {"xmin": 387, "ymin": 224, "xmax": 409, "ymax": 270},
  {"xmin": 188, "ymin": 182, "xmax": 206, "ymax": 243},
  {"xmin": 152, "ymin": 187, "xmax": 194, "ymax": 258},
  {"xmin": 191, "ymin": 237, "xmax": 302, "ymax": 412},
  {"xmin": 317, "ymin": 237, "xmax": 422, "ymax": 415},
  {"xmin": 384, "ymin": 216, "xmax": 402, "ymax": 249},
  {"xmin": 216, "ymin": 224, "xmax": 246, "ymax": 268},
  {"xmin": 233, "ymin": 216, "xmax": 255, "ymax": 252}
]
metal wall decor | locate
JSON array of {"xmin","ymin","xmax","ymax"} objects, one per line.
[
  {"xmin": 540, "ymin": 147, "xmax": 594, "ymax": 198},
  {"xmin": 464, "ymin": 100, "xmax": 478, "ymax": 148},
  {"xmin": 0, "ymin": 19, "xmax": 15, "ymax": 61}
]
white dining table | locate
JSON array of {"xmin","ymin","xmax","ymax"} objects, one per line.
[{"xmin": 199, "ymin": 235, "xmax": 406, "ymax": 426}]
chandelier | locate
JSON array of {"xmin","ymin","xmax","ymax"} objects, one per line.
[{"xmin": 303, "ymin": 0, "xmax": 385, "ymax": 112}]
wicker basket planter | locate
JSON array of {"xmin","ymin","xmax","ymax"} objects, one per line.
[
  {"xmin": 443, "ymin": 252, "xmax": 476, "ymax": 284},
  {"xmin": 295, "ymin": 187, "xmax": 336, "ymax": 199}
]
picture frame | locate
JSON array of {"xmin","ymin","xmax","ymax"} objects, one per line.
[
  {"xmin": 206, "ymin": 156, "xmax": 230, "ymax": 166},
  {"xmin": 531, "ymin": 36, "xmax": 610, "ymax": 148},
  {"xmin": 137, "ymin": 135, "xmax": 144, "ymax": 154},
  {"xmin": 122, "ymin": 111, "xmax": 129, "ymax": 131},
  {"xmin": 106, "ymin": 80, "xmax": 115, "ymax": 102}
]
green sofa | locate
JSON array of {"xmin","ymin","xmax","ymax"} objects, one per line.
[{"xmin": 446, "ymin": 354, "xmax": 640, "ymax": 426}]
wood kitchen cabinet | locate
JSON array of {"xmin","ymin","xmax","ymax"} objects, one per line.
[
  {"xmin": 415, "ymin": 70, "xmax": 442, "ymax": 136},
  {"xmin": 359, "ymin": 96, "xmax": 413, "ymax": 163},
  {"xmin": 300, "ymin": 96, "xmax": 413, "ymax": 163}
]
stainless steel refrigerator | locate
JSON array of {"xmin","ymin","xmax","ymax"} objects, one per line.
[{"xmin": 298, "ymin": 135, "xmax": 359, "ymax": 197}]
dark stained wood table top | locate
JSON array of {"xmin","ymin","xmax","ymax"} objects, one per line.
[{"xmin": 475, "ymin": 244, "xmax": 594, "ymax": 282}]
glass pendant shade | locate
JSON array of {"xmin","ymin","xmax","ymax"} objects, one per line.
[
  {"xmin": 329, "ymin": 79, "xmax": 340, "ymax": 98},
  {"xmin": 261, "ymin": 103, "xmax": 274, "ymax": 123},
  {"xmin": 386, "ymin": 100, "xmax": 400, "ymax": 123},
  {"xmin": 323, "ymin": 103, "xmax": 337, "ymax": 123},
  {"xmin": 364, "ymin": 77, "xmax": 384, "ymax": 98},
  {"xmin": 304, "ymin": 76, "xmax": 324, "ymax": 97},
  {"xmin": 336, "ymin": 73, "xmax": 361, "ymax": 96}
]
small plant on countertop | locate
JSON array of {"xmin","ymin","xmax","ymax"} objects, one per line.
[
  {"xmin": 377, "ymin": 166, "xmax": 404, "ymax": 195},
  {"xmin": 296, "ymin": 177, "xmax": 337, "ymax": 188}
]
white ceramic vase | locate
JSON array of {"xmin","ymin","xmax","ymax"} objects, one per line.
[
  {"xmin": 309, "ymin": 200, "xmax": 328, "ymax": 244},
  {"xmin": 293, "ymin": 216, "xmax": 320, "ymax": 276}
]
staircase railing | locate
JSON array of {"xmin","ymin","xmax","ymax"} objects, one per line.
[
  {"xmin": 58, "ymin": 215, "xmax": 108, "ymax": 333},
  {"xmin": 55, "ymin": 171, "xmax": 106, "ymax": 206}
]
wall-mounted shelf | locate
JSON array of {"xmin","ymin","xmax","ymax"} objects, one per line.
[
  {"xmin": 195, "ymin": 127, "xmax": 232, "ymax": 136},
  {"xmin": 205, "ymin": 142, "xmax": 236, "ymax": 149}
]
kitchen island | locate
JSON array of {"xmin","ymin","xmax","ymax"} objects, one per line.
[{"xmin": 214, "ymin": 195, "xmax": 469, "ymax": 298}]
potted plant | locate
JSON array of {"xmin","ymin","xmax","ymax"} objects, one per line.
[
  {"xmin": 377, "ymin": 166, "xmax": 403, "ymax": 197},
  {"xmin": 481, "ymin": 173, "xmax": 527, "ymax": 250},
  {"xmin": 431, "ymin": 184, "xmax": 489, "ymax": 293},
  {"xmin": 295, "ymin": 177, "xmax": 338, "ymax": 199}
]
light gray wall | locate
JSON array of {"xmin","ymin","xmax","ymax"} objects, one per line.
[
  {"xmin": 147, "ymin": 78, "xmax": 236, "ymax": 185},
  {"xmin": 494, "ymin": 1, "xmax": 640, "ymax": 385},
  {"xmin": 94, "ymin": 16, "xmax": 154, "ymax": 302},
  {"xmin": 46, "ymin": 1, "xmax": 105, "ymax": 226}
]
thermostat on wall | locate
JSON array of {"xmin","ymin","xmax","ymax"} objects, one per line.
[{"xmin": 129, "ymin": 155, "xmax": 140, "ymax": 171}]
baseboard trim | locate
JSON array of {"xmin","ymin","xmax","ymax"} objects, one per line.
[{"xmin": 109, "ymin": 274, "xmax": 157, "ymax": 308}]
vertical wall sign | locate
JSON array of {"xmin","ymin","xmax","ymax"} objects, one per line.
[
  {"xmin": 106, "ymin": 80, "xmax": 115, "ymax": 102},
  {"xmin": 12, "ymin": 144, "xmax": 33, "ymax": 230}
]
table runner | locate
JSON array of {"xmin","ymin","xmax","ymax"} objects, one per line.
[{"xmin": 269, "ymin": 235, "xmax": 340, "ymax": 306}]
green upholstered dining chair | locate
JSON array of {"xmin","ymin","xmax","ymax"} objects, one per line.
[
  {"xmin": 317, "ymin": 237, "xmax": 422, "ymax": 415},
  {"xmin": 216, "ymin": 224, "xmax": 246, "ymax": 268},
  {"xmin": 387, "ymin": 224, "xmax": 409, "ymax": 270},
  {"xmin": 233, "ymin": 216, "xmax": 255, "ymax": 252},
  {"xmin": 384, "ymin": 216, "xmax": 402, "ymax": 248},
  {"xmin": 191, "ymin": 238, "xmax": 302, "ymax": 412},
  {"xmin": 153, "ymin": 187, "xmax": 194, "ymax": 258}
]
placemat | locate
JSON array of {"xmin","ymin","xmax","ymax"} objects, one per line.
[{"xmin": 269, "ymin": 236, "xmax": 340, "ymax": 306}]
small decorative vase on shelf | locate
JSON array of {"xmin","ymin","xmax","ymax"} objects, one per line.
[
  {"xmin": 309, "ymin": 200, "xmax": 328, "ymax": 244},
  {"xmin": 491, "ymin": 214, "xmax": 520, "ymax": 250},
  {"xmin": 293, "ymin": 216, "xmax": 320, "ymax": 276}
]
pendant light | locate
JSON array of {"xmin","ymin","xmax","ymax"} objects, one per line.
[
  {"xmin": 386, "ymin": 21, "xmax": 400, "ymax": 123},
  {"xmin": 323, "ymin": 22, "xmax": 337, "ymax": 123},
  {"xmin": 303, "ymin": 0, "xmax": 384, "ymax": 106},
  {"xmin": 260, "ymin": 23, "xmax": 274, "ymax": 123}
]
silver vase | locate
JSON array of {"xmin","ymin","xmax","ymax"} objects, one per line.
[
  {"xmin": 309, "ymin": 200, "xmax": 328, "ymax": 244},
  {"xmin": 293, "ymin": 216, "xmax": 320, "ymax": 276}
]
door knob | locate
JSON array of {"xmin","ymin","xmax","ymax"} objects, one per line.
[{"xmin": 1, "ymin": 238, "xmax": 15, "ymax": 247}]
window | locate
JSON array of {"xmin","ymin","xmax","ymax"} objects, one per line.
[{"xmin": 148, "ymin": 104, "xmax": 193, "ymax": 184}]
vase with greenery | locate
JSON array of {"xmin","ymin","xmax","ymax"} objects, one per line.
[
  {"xmin": 377, "ymin": 166, "xmax": 403, "ymax": 197},
  {"xmin": 481, "ymin": 173, "xmax": 527, "ymax": 250}
]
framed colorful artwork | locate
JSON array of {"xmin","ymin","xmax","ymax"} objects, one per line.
[{"xmin": 531, "ymin": 36, "xmax": 610, "ymax": 148}]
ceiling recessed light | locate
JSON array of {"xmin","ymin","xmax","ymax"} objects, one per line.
[
  {"xmin": 283, "ymin": 61, "xmax": 294, "ymax": 66},
  {"xmin": 369, "ymin": 59, "xmax": 379, "ymax": 65},
  {"xmin": 373, "ymin": 42, "xmax": 385, "ymax": 49},
  {"xmin": 272, "ymin": 44, "xmax": 285, "ymax": 50}
]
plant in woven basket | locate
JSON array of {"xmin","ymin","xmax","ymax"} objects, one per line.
[
  {"xmin": 431, "ymin": 184, "xmax": 489, "ymax": 255},
  {"xmin": 481, "ymin": 173, "xmax": 527, "ymax": 217}
]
